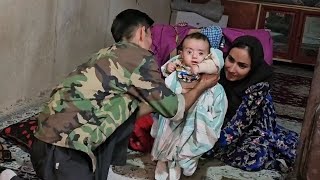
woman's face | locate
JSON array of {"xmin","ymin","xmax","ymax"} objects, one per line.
[{"xmin": 224, "ymin": 47, "xmax": 251, "ymax": 81}]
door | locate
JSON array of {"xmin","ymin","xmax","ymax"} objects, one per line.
[
  {"xmin": 259, "ymin": 6, "xmax": 299, "ymax": 61},
  {"xmin": 293, "ymin": 12, "xmax": 320, "ymax": 65}
]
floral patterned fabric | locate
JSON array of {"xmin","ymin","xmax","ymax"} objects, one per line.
[{"xmin": 205, "ymin": 82, "xmax": 299, "ymax": 172}]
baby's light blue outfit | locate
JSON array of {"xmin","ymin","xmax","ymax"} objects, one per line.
[{"xmin": 151, "ymin": 48, "xmax": 228, "ymax": 178}]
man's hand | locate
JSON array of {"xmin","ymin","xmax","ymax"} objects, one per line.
[
  {"xmin": 183, "ymin": 73, "xmax": 219, "ymax": 112},
  {"xmin": 137, "ymin": 102, "xmax": 154, "ymax": 118},
  {"xmin": 196, "ymin": 73, "xmax": 219, "ymax": 90}
]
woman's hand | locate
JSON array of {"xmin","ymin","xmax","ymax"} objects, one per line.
[{"xmin": 183, "ymin": 73, "xmax": 219, "ymax": 112}]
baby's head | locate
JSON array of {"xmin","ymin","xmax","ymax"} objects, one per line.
[{"xmin": 179, "ymin": 32, "xmax": 211, "ymax": 67}]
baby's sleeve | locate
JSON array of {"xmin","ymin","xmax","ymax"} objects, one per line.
[
  {"xmin": 160, "ymin": 55, "xmax": 181, "ymax": 77},
  {"xmin": 197, "ymin": 48, "xmax": 224, "ymax": 74}
]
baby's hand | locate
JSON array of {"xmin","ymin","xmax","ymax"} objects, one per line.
[
  {"xmin": 191, "ymin": 65, "xmax": 200, "ymax": 75},
  {"xmin": 167, "ymin": 62, "xmax": 177, "ymax": 73}
]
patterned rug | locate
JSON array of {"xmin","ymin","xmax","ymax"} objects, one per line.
[
  {"xmin": 0, "ymin": 107, "xmax": 40, "ymax": 180},
  {"xmin": 0, "ymin": 62, "xmax": 314, "ymax": 180},
  {"xmin": 272, "ymin": 63, "xmax": 313, "ymax": 122}
]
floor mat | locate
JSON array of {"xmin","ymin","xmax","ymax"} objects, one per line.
[
  {"xmin": 272, "ymin": 62, "xmax": 313, "ymax": 122},
  {"xmin": 0, "ymin": 106, "xmax": 40, "ymax": 179},
  {"xmin": 0, "ymin": 62, "xmax": 313, "ymax": 179}
]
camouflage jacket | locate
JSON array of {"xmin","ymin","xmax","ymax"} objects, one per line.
[{"xmin": 34, "ymin": 41, "xmax": 183, "ymax": 171}]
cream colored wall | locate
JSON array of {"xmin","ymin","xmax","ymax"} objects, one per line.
[
  {"xmin": 0, "ymin": 0, "xmax": 171, "ymax": 114},
  {"xmin": 105, "ymin": 0, "xmax": 171, "ymax": 44}
]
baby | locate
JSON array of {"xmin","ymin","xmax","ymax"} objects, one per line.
[
  {"xmin": 151, "ymin": 32, "xmax": 228, "ymax": 180},
  {"xmin": 162, "ymin": 32, "xmax": 220, "ymax": 93}
]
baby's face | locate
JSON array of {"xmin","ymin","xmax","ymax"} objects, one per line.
[{"xmin": 180, "ymin": 38, "xmax": 209, "ymax": 67}]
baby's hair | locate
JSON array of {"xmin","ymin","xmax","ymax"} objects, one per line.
[{"xmin": 177, "ymin": 32, "xmax": 211, "ymax": 51}]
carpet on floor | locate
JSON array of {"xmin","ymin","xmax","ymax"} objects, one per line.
[
  {"xmin": 0, "ymin": 63, "xmax": 313, "ymax": 179},
  {"xmin": 271, "ymin": 64, "xmax": 313, "ymax": 122}
]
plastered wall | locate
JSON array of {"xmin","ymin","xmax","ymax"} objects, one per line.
[{"xmin": 0, "ymin": 0, "xmax": 171, "ymax": 114}]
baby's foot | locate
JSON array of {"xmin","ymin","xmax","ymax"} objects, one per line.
[
  {"xmin": 155, "ymin": 161, "xmax": 168, "ymax": 180},
  {"xmin": 0, "ymin": 169, "xmax": 17, "ymax": 180},
  {"xmin": 168, "ymin": 161, "xmax": 181, "ymax": 180},
  {"xmin": 182, "ymin": 161, "xmax": 198, "ymax": 176}
]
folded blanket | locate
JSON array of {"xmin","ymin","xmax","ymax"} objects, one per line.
[{"xmin": 171, "ymin": 0, "xmax": 224, "ymax": 22}]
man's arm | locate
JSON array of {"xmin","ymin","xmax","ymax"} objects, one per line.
[
  {"xmin": 132, "ymin": 54, "xmax": 219, "ymax": 120},
  {"xmin": 183, "ymin": 73, "xmax": 219, "ymax": 111},
  {"xmin": 137, "ymin": 73, "xmax": 219, "ymax": 118},
  {"xmin": 136, "ymin": 102, "xmax": 154, "ymax": 118}
]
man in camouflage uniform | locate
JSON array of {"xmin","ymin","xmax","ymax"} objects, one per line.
[{"xmin": 30, "ymin": 9, "xmax": 218, "ymax": 180}]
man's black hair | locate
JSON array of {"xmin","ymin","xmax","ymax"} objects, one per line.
[{"xmin": 111, "ymin": 9, "xmax": 154, "ymax": 42}]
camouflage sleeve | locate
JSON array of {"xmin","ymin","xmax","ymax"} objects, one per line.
[
  {"xmin": 167, "ymin": 94, "xmax": 185, "ymax": 121},
  {"xmin": 130, "ymin": 55, "xmax": 184, "ymax": 118}
]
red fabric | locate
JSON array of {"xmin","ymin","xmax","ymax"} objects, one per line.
[
  {"xmin": 129, "ymin": 114, "xmax": 154, "ymax": 153},
  {"xmin": 0, "ymin": 115, "xmax": 38, "ymax": 150}
]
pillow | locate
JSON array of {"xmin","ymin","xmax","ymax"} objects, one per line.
[
  {"xmin": 222, "ymin": 28, "xmax": 274, "ymax": 65},
  {"xmin": 0, "ymin": 115, "xmax": 38, "ymax": 151}
]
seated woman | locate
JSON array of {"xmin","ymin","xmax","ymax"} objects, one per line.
[{"xmin": 204, "ymin": 35, "xmax": 298, "ymax": 172}]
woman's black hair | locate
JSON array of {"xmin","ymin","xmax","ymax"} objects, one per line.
[
  {"xmin": 227, "ymin": 36, "xmax": 265, "ymax": 71},
  {"xmin": 219, "ymin": 35, "xmax": 273, "ymax": 118}
]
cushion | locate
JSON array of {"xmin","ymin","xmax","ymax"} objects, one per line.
[
  {"xmin": 129, "ymin": 114, "xmax": 154, "ymax": 153},
  {"xmin": 0, "ymin": 115, "xmax": 38, "ymax": 150},
  {"xmin": 222, "ymin": 28, "xmax": 274, "ymax": 65}
]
